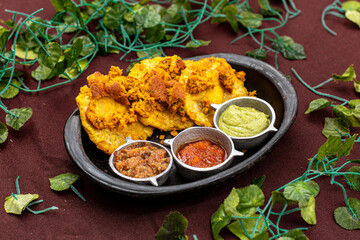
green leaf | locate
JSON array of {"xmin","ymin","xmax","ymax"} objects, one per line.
[
  {"xmin": 135, "ymin": 5, "xmax": 161, "ymax": 28},
  {"xmin": 211, "ymin": 204, "xmax": 232, "ymax": 240},
  {"xmin": 279, "ymin": 229, "xmax": 309, "ymax": 240},
  {"xmin": 50, "ymin": 0, "xmax": 85, "ymax": 28},
  {"xmin": 5, "ymin": 107, "xmax": 32, "ymax": 130},
  {"xmin": 32, "ymin": 64, "xmax": 56, "ymax": 81},
  {"xmin": 345, "ymin": 10, "xmax": 360, "ymax": 27},
  {"xmin": 236, "ymin": 185, "xmax": 265, "ymax": 216},
  {"xmin": 4, "ymin": 194, "xmax": 39, "ymax": 215},
  {"xmin": 299, "ymin": 196, "xmax": 316, "ymax": 225},
  {"xmin": 38, "ymin": 42, "xmax": 62, "ymax": 69},
  {"xmin": 185, "ymin": 39, "xmax": 211, "ymax": 48},
  {"xmin": 342, "ymin": 1, "xmax": 360, "ymax": 11},
  {"xmin": 354, "ymin": 79, "xmax": 360, "ymax": 93},
  {"xmin": 258, "ymin": 0, "xmax": 281, "ymax": 16},
  {"xmin": 251, "ymin": 175, "xmax": 266, "ymax": 190},
  {"xmin": 104, "ymin": 3, "xmax": 127, "ymax": 29},
  {"xmin": 227, "ymin": 215, "xmax": 267, "ymax": 240},
  {"xmin": 283, "ymin": 181, "xmax": 318, "ymax": 203},
  {"xmin": 49, "ymin": 173, "xmax": 79, "ymax": 191},
  {"xmin": 64, "ymin": 38, "xmax": 83, "ymax": 68},
  {"xmin": 246, "ymin": 49, "xmax": 267, "ymax": 60},
  {"xmin": 222, "ymin": 4, "xmax": 239, "ymax": 32},
  {"xmin": 60, "ymin": 59, "xmax": 88, "ymax": 79},
  {"xmin": 0, "ymin": 26, "xmax": 10, "ymax": 52},
  {"xmin": 145, "ymin": 24, "xmax": 165, "ymax": 43},
  {"xmin": 346, "ymin": 166, "xmax": 360, "ymax": 191},
  {"xmin": 305, "ymin": 98, "xmax": 332, "ymax": 114},
  {"xmin": 332, "ymin": 64, "xmax": 356, "ymax": 81},
  {"xmin": 322, "ymin": 117, "xmax": 350, "ymax": 138},
  {"xmin": 12, "ymin": 44, "xmax": 38, "ymax": 60},
  {"xmin": 334, "ymin": 206, "xmax": 360, "ymax": 230},
  {"xmin": 155, "ymin": 211, "xmax": 188, "ymax": 240},
  {"xmin": 93, "ymin": 31, "xmax": 120, "ymax": 55},
  {"xmin": 237, "ymin": 11, "xmax": 263, "ymax": 28},
  {"xmin": 224, "ymin": 188, "xmax": 242, "ymax": 217},
  {"xmin": 0, "ymin": 122, "xmax": 8, "ymax": 143},
  {"xmin": 338, "ymin": 134, "xmax": 357, "ymax": 158},
  {"xmin": 271, "ymin": 191, "xmax": 297, "ymax": 205},
  {"xmin": 333, "ymin": 104, "xmax": 360, "ymax": 127},
  {"xmin": 0, "ymin": 79, "xmax": 21, "ymax": 99},
  {"xmin": 272, "ymin": 36, "xmax": 306, "ymax": 60},
  {"xmin": 74, "ymin": 36, "xmax": 96, "ymax": 57},
  {"xmin": 163, "ymin": 2, "xmax": 192, "ymax": 24},
  {"xmin": 316, "ymin": 135, "xmax": 342, "ymax": 160}
]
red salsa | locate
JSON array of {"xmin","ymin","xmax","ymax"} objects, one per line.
[{"xmin": 176, "ymin": 140, "xmax": 227, "ymax": 168}]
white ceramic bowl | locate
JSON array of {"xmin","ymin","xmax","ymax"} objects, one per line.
[
  {"xmin": 164, "ymin": 127, "xmax": 243, "ymax": 180},
  {"xmin": 109, "ymin": 137, "xmax": 173, "ymax": 186},
  {"xmin": 211, "ymin": 97, "xmax": 277, "ymax": 150}
]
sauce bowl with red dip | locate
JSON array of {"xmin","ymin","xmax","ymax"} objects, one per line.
[
  {"xmin": 109, "ymin": 137, "xmax": 173, "ymax": 186},
  {"xmin": 164, "ymin": 127, "xmax": 243, "ymax": 180}
]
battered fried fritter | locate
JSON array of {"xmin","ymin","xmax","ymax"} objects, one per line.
[{"xmin": 76, "ymin": 55, "xmax": 252, "ymax": 155}]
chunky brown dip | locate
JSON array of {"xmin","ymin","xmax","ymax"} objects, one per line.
[{"xmin": 113, "ymin": 142, "xmax": 170, "ymax": 178}]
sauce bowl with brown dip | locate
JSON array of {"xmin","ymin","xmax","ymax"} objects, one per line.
[
  {"xmin": 109, "ymin": 137, "xmax": 173, "ymax": 186},
  {"xmin": 211, "ymin": 96, "xmax": 277, "ymax": 150},
  {"xmin": 164, "ymin": 127, "xmax": 243, "ymax": 180}
]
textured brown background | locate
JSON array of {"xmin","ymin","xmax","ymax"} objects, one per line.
[{"xmin": 1, "ymin": 0, "xmax": 360, "ymax": 239}]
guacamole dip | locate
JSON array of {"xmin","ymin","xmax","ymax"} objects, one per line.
[{"xmin": 218, "ymin": 105, "xmax": 270, "ymax": 137}]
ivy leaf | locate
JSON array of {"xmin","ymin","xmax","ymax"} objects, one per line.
[
  {"xmin": 332, "ymin": 64, "xmax": 356, "ymax": 81},
  {"xmin": 32, "ymin": 64, "xmax": 57, "ymax": 81},
  {"xmin": 236, "ymin": 185, "xmax": 265, "ymax": 216},
  {"xmin": 333, "ymin": 105, "xmax": 360, "ymax": 127},
  {"xmin": 135, "ymin": 5, "xmax": 161, "ymax": 28},
  {"xmin": 0, "ymin": 79, "xmax": 21, "ymax": 99},
  {"xmin": 305, "ymin": 98, "xmax": 332, "ymax": 114},
  {"xmin": 49, "ymin": 173, "xmax": 79, "ymax": 191},
  {"xmin": 237, "ymin": 11, "xmax": 263, "ymax": 28},
  {"xmin": 4, "ymin": 194, "xmax": 39, "ymax": 215},
  {"xmin": 272, "ymin": 36, "xmax": 306, "ymax": 60},
  {"xmin": 155, "ymin": 211, "xmax": 188, "ymax": 240},
  {"xmin": 222, "ymin": 4, "xmax": 239, "ymax": 32},
  {"xmin": 59, "ymin": 59, "xmax": 88, "ymax": 79},
  {"xmin": 258, "ymin": 0, "xmax": 281, "ymax": 16},
  {"xmin": 211, "ymin": 204, "xmax": 232, "ymax": 240},
  {"xmin": 0, "ymin": 26, "xmax": 10, "ymax": 52},
  {"xmin": 185, "ymin": 39, "xmax": 211, "ymax": 48},
  {"xmin": 345, "ymin": 10, "xmax": 360, "ymax": 28},
  {"xmin": 12, "ymin": 44, "xmax": 38, "ymax": 60},
  {"xmin": 74, "ymin": 36, "xmax": 96, "ymax": 57},
  {"xmin": 227, "ymin": 215, "xmax": 267, "ymax": 240},
  {"xmin": 37, "ymin": 42, "xmax": 62, "ymax": 69},
  {"xmin": 299, "ymin": 196, "xmax": 316, "ymax": 225},
  {"xmin": 271, "ymin": 191, "xmax": 297, "ymax": 205},
  {"xmin": 322, "ymin": 117, "xmax": 350, "ymax": 138},
  {"xmin": 224, "ymin": 188, "xmax": 241, "ymax": 217},
  {"xmin": 337, "ymin": 134, "xmax": 357, "ymax": 158},
  {"xmin": 246, "ymin": 48, "xmax": 267, "ymax": 60},
  {"xmin": 0, "ymin": 122, "xmax": 8, "ymax": 143},
  {"xmin": 334, "ymin": 198, "xmax": 360, "ymax": 230},
  {"xmin": 5, "ymin": 107, "xmax": 32, "ymax": 130},
  {"xmin": 316, "ymin": 135, "xmax": 342, "ymax": 160},
  {"xmin": 93, "ymin": 31, "xmax": 120, "ymax": 55},
  {"xmin": 342, "ymin": 1, "xmax": 360, "ymax": 11},
  {"xmin": 346, "ymin": 166, "xmax": 360, "ymax": 191},
  {"xmin": 251, "ymin": 175, "xmax": 266, "ymax": 189},
  {"xmin": 50, "ymin": 0, "xmax": 85, "ymax": 28},
  {"xmin": 279, "ymin": 229, "xmax": 309, "ymax": 240},
  {"xmin": 145, "ymin": 24, "xmax": 165, "ymax": 44},
  {"xmin": 283, "ymin": 181, "xmax": 318, "ymax": 203},
  {"xmin": 104, "ymin": 3, "xmax": 127, "ymax": 29}
]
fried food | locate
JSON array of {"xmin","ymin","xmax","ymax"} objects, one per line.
[{"xmin": 76, "ymin": 55, "xmax": 253, "ymax": 155}]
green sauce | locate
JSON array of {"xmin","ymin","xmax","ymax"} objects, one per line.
[{"xmin": 218, "ymin": 105, "xmax": 270, "ymax": 137}]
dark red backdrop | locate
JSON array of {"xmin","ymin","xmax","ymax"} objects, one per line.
[{"xmin": 1, "ymin": 0, "xmax": 360, "ymax": 239}]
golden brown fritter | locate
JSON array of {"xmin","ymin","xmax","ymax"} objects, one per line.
[{"xmin": 76, "ymin": 55, "xmax": 252, "ymax": 155}]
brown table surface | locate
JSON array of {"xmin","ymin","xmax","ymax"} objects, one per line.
[{"xmin": 1, "ymin": 0, "xmax": 360, "ymax": 239}]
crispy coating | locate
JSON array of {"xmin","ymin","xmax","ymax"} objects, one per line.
[{"xmin": 76, "ymin": 55, "xmax": 252, "ymax": 154}]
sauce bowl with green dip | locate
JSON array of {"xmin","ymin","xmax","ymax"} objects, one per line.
[{"xmin": 211, "ymin": 97, "xmax": 277, "ymax": 150}]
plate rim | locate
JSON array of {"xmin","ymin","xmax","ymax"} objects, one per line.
[{"xmin": 63, "ymin": 53, "xmax": 298, "ymax": 197}]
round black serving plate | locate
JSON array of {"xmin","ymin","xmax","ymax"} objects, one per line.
[{"xmin": 63, "ymin": 53, "xmax": 298, "ymax": 198}]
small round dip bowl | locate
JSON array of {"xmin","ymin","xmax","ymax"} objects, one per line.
[
  {"xmin": 164, "ymin": 127, "xmax": 243, "ymax": 180},
  {"xmin": 211, "ymin": 97, "xmax": 277, "ymax": 150},
  {"xmin": 109, "ymin": 137, "xmax": 173, "ymax": 186}
]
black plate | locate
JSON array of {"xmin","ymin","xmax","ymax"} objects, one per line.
[{"xmin": 63, "ymin": 53, "xmax": 298, "ymax": 198}]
